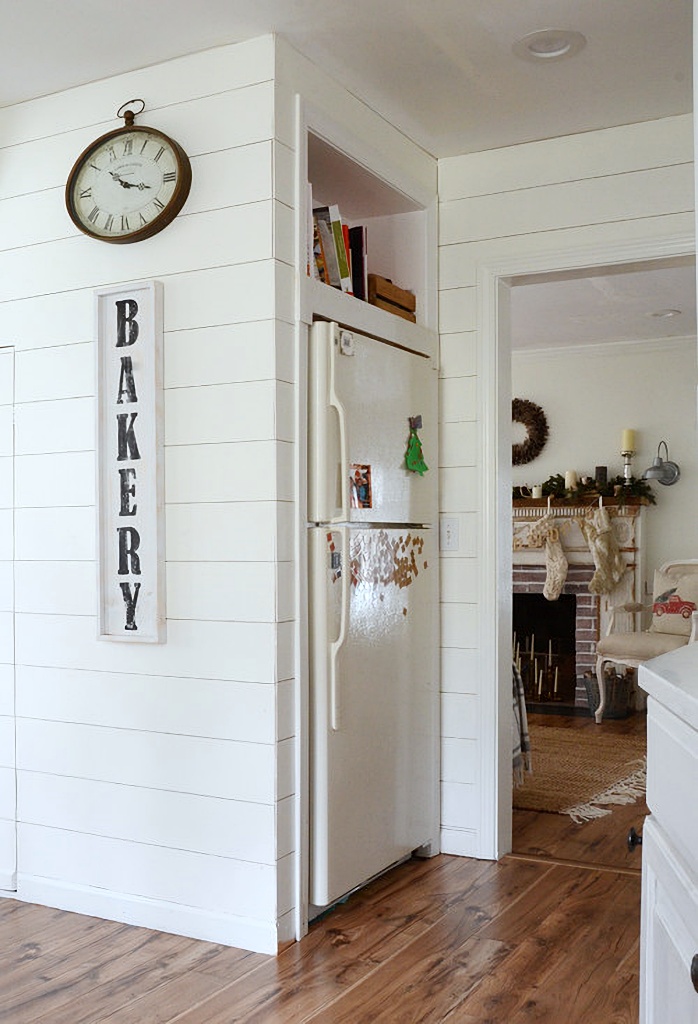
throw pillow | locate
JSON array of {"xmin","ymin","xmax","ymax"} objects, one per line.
[{"xmin": 650, "ymin": 568, "xmax": 698, "ymax": 637}]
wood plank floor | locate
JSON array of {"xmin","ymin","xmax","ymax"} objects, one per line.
[{"xmin": 0, "ymin": 712, "xmax": 647, "ymax": 1023}]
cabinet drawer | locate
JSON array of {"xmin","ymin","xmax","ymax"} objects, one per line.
[{"xmin": 647, "ymin": 697, "xmax": 698, "ymax": 868}]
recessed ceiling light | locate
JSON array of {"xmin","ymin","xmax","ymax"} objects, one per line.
[
  {"xmin": 649, "ymin": 308, "xmax": 682, "ymax": 319},
  {"xmin": 513, "ymin": 29, "xmax": 587, "ymax": 63}
]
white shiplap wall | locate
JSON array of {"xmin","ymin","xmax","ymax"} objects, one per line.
[
  {"xmin": 437, "ymin": 114, "xmax": 695, "ymax": 859},
  {"xmin": 0, "ymin": 35, "xmax": 295, "ymax": 954}
]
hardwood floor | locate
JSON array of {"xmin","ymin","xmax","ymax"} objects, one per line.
[{"xmin": 0, "ymin": 712, "xmax": 647, "ymax": 1023}]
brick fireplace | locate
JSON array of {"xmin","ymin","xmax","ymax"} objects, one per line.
[
  {"xmin": 512, "ymin": 500, "xmax": 646, "ymax": 709},
  {"xmin": 513, "ymin": 562, "xmax": 599, "ymax": 706}
]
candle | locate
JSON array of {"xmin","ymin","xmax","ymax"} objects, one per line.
[
  {"xmin": 621, "ymin": 429, "xmax": 636, "ymax": 453},
  {"xmin": 564, "ymin": 470, "xmax": 578, "ymax": 490},
  {"xmin": 554, "ymin": 667, "xmax": 559, "ymax": 693},
  {"xmin": 548, "ymin": 639, "xmax": 552, "ymax": 665}
]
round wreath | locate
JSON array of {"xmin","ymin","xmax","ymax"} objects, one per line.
[{"xmin": 512, "ymin": 398, "xmax": 548, "ymax": 466}]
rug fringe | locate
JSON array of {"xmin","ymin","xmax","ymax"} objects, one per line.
[{"xmin": 563, "ymin": 758, "xmax": 646, "ymax": 825}]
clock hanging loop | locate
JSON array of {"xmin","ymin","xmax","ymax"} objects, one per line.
[{"xmin": 116, "ymin": 98, "xmax": 146, "ymax": 127}]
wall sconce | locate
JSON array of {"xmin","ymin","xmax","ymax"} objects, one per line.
[{"xmin": 642, "ymin": 440, "xmax": 681, "ymax": 486}]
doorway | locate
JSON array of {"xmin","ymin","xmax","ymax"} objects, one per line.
[{"xmin": 480, "ymin": 242, "xmax": 697, "ymax": 860}]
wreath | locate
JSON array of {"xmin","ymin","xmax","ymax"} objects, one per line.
[{"xmin": 512, "ymin": 398, "xmax": 548, "ymax": 466}]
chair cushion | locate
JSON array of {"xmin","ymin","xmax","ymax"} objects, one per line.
[
  {"xmin": 649, "ymin": 569, "xmax": 698, "ymax": 637},
  {"xmin": 597, "ymin": 630, "xmax": 687, "ymax": 661}
]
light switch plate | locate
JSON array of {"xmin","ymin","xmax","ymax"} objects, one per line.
[{"xmin": 440, "ymin": 517, "xmax": 459, "ymax": 552}]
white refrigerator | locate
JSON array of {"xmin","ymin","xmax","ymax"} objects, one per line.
[{"xmin": 308, "ymin": 320, "xmax": 438, "ymax": 909}]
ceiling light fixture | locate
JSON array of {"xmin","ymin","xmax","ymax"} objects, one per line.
[{"xmin": 513, "ymin": 29, "xmax": 587, "ymax": 63}]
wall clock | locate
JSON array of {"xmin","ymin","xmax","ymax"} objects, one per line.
[{"xmin": 65, "ymin": 100, "xmax": 192, "ymax": 244}]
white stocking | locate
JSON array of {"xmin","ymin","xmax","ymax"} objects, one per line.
[
  {"xmin": 578, "ymin": 507, "xmax": 626, "ymax": 595},
  {"xmin": 543, "ymin": 528, "xmax": 568, "ymax": 601}
]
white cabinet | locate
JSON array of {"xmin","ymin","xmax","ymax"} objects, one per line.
[{"xmin": 639, "ymin": 645, "xmax": 698, "ymax": 1024}]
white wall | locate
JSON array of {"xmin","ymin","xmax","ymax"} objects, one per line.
[
  {"xmin": 512, "ymin": 338, "xmax": 698, "ymax": 581},
  {"xmin": 438, "ymin": 114, "xmax": 695, "ymax": 858},
  {"xmin": 0, "ymin": 35, "xmax": 295, "ymax": 954}
]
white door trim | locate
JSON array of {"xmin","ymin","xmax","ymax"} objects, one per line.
[{"xmin": 477, "ymin": 231, "xmax": 695, "ymax": 860}]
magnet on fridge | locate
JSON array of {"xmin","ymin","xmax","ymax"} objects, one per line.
[
  {"xmin": 405, "ymin": 416, "xmax": 428, "ymax": 476},
  {"xmin": 350, "ymin": 464, "xmax": 372, "ymax": 508}
]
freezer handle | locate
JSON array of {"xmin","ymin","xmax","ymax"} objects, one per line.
[
  {"xmin": 329, "ymin": 526, "xmax": 350, "ymax": 730},
  {"xmin": 329, "ymin": 336, "xmax": 349, "ymax": 521}
]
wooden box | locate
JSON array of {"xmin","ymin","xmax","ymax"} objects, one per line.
[{"xmin": 367, "ymin": 274, "xmax": 416, "ymax": 323}]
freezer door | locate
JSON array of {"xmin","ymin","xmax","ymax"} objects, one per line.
[
  {"xmin": 308, "ymin": 321, "xmax": 436, "ymax": 525},
  {"xmin": 309, "ymin": 525, "xmax": 437, "ymax": 908}
]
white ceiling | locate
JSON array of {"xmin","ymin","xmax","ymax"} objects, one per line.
[{"xmin": 4, "ymin": 0, "xmax": 696, "ymax": 347}]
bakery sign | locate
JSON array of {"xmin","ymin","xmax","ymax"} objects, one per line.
[{"xmin": 96, "ymin": 281, "xmax": 165, "ymax": 642}]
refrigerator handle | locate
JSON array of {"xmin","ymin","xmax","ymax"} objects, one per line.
[
  {"xmin": 329, "ymin": 339, "xmax": 349, "ymax": 521},
  {"xmin": 330, "ymin": 526, "xmax": 350, "ymax": 730}
]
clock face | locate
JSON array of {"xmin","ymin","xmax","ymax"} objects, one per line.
[{"xmin": 66, "ymin": 126, "xmax": 191, "ymax": 243}]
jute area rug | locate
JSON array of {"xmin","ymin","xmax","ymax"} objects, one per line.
[{"xmin": 513, "ymin": 723, "xmax": 646, "ymax": 824}]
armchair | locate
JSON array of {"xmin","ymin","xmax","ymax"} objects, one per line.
[{"xmin": 594, "ymin": 560, "xmax": 698, "ymax": 723}]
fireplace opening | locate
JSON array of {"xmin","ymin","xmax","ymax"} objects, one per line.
[{"xmin": 513, "ymin": 593, "xmax": 577, "ymax": 704}]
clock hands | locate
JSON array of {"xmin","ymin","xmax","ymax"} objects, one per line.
[{"xmin": 108, "ymin": 170, "xmax": 152, "ymax": 190}]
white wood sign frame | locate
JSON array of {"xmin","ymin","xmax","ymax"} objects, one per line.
[{"xmin": 96, "ymin": 280, "xmax": 166, "ymax": 643}]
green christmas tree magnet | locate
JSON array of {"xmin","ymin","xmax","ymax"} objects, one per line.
[{"xmin": 405, "ymin": 415, "xmax": 428, "ymax": 475}]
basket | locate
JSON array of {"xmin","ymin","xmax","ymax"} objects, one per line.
[{"xmin": 583, "ymin": 669, "xmax": 631, "ymax": 720}]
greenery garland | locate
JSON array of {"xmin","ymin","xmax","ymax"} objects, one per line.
[{"xmin": 512, "ymin": 398, "xmax": 548, "ymax": 466}]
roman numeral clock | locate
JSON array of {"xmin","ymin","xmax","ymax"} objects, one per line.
[{"xmin": 65, "ymin": 100, "xmax": 191, "ymax": 243}]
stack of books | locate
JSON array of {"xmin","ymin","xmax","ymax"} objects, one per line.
[{"xmin": 310, "ymin": 203, "xmax": 368, "ymax": 301}]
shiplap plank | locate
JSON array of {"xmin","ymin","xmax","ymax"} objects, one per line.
[
  {"xmin": 0, "ymin": 290, "xmax": 94, "ymax": 350},
  {"xmin": 439, "ymin": 467, "xmax": 479, "ymax": 513},
  {"xmin": 0, "ymin": 38, "xmax": 275, "ymax": 147},
  {"xmin": 439, "ymin": 212, "xmax": 695, "ymax": 291},
  {"xmin": 166, "ymin": 562, "xmax": 278, "ymax": 623},
  {"xmin": 440, "ymin": 601, "xmax": 479, "ymax": 650},
  {"xmin": 18, "ymin": 772, "xmax": 276, "ymax": 864},
  {"xmin": 0, "ymin": 563, "xmax": 13, "ymax": 612},
  {"xmin": 17, "ymin": 718, "xmax": 275, "ymax": 805},
  {"xmin": 165, "ymin": 441, "xmax": 293, "ymax": 503},
  {"xmin": 439, "ymin": 286, "xmax": 477, "ymax": 335},
  {"xmin": 0, "ymin": 457, "xmax": 12, "ymax": 509},
  {"xmin": 16, "ymin": 506, "xmax": 95, "ymax": 561},
  {"xmin": 441, "ymin": 692, "xmax": 479, "ymax": 739},
  {"xmin": 164, "ymin": 381, "xmax": 293, "ymax": 446},
  {"xmin": 440, "ymin": 422, "xmax": 477, "ymax": 468},
  {"xmin": 0, "ymin": 612, "xmax": 14, "ymax": 664},
  {"xmin": 15, "ymin": 561, "xmax": 93, "ymax": 616},
  {"xmin": 0, "ymin": 409, "xmax": 11, "ymax": 458},
  {"xmin": 0, "ymin": 716, "xmax": 15, "ymax": 768},
  {"xmin": 0, "ymin": 144, "xmax": 276, "ymax": 249},
  {"xmin": 0, "ymin": 203, "xmax": 275, "ymax": 302},
  {"xmin": 0, "ymin": 765, "xmax": 15, "ymax": 818},
  {"xmin": 441, "ymin": 737, "xmax": 479, "ymax": 785},
  {"xmin": 440, "ymin": 377, "xmax": 478, "ymax": 423},
  {"xmin": 440, "ymin": 647, "xmax": 481, "ymax": 695},
  {"xmin": 276, "ymin": 795, "xmax": 294, "ymax": 859},
  {"xmin": 165, "ymin": 321, "xmax": 276, "ymax": 388},
  {"xmin": 441, "ymin": 780, "xmax": 480, "ymax": 830},
  {"xmin": 440, "ymin": 163, "xmax": 694, "ymax": 247},
  {"xmin": 16, "ymin": 451, "xmax": 95, "ymax": 508},
  {"xmin": 16, "ymin": 665, "xmax": 277, "ymax": 744},
  {"xmin": 438, "ymin": 114, "xmax": 693, "ymax": 201},
  {"xmin": 0, "ymin": 665, "xmax": 13, "ymax": 716},
  {"xmin": 165, "ymin": 502, "xmax": 280, "ymax": 562},
  {"xmin": 15, "ymin": 343, "xmax": 93, "ymax": 404},
  {"xmin": 17, "ymin": 821, "xmax": 277, "ymax": 921},
  {"xmin": 14, "ymin": 614, "xmax": 280, "ymax": 683},
  {"xmin": 0, "ymin": 512, "xmax": 11, "ymax": 561},
  {"xmin": 164, "ymin": 264, "xmax": 277, "ymax": 331},
  {"xmin": 440, "ymin": 559, "xmax": 479, "ymax": 603},
  {"xmin": 15, "ymin": 397, "xmax": 94, "ymax": 455}
]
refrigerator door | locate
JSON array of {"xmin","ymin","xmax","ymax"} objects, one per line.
[
  {"xmin": 308, "ymin": 321, "xmax": 436, "ymax": 525},
  {"xmin": 309, "ymin": 524, "xmax": 438, "ymax": 908}
]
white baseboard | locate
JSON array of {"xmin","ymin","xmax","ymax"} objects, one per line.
[
  {"xmin": 440, "ymin": 827, "xmax": 483, "ymax": 859},
  {"xmin": 15, "ymin": 874, "xmax": 279, "ymax": 955},
  {"xmin": 0, "ymin": 869, "xmax": 17, "ymax": 892}
]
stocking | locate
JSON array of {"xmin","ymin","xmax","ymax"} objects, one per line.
[
  {"xmin": 543, "ymin": 528, "xmax": 568, "ymax": 601},
  {"xmin": 578, "ymin": 507, "xmax": 626, "ymax": 595}
]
